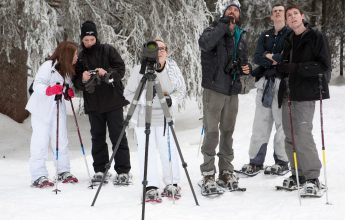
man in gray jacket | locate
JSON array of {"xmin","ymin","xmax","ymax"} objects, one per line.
[{"xmin": 198, "ymin": 0, "xmax": 251, "ymax": 194}]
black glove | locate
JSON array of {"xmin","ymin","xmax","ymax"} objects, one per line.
[
  {"xmin": 219, "ymin": 16, "xmax": 235, "ymax": 24},
  {"xmin": 276, "ymin": 63, "xmax": 298, "ymax": 74},
  {"xmin": 165, "ymin": 95, "xmax": 172, "ymax": 107}
]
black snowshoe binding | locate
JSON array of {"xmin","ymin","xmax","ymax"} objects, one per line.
[
  {"xmin": 161, "ymin": 184, "xmax": 182, "ymax": 199},
  {"xmin": 91, "ymin": 172, "xmax": 112, "ymax": 185},
  {"xmin": 235, "ymin": 164, "xmax": 263, "ymax": 177},
  {"xmin": 276, "ymin": 175, "xmax": 305, "ymax": 191},
  {"xmin": 58, "ymin": 172, "xmax": 78, "ymax": 183},
  {"xmin": 264, "ymin": 164, "xmax": 290, "ymax": 176},
  {"xmin": 113, "ymin": 173, "xmax": 133, "ymax": 186},
  {"xmin": 145, "ymin": 188, "xmax": 162, "ymax": 203},
  {"xmin": 300, "ymin": 179, "xmax": 326, "ymax": 198},
  {"xmin": 31, "ymin": 176, "xmax": 54, "ymax": 188},
  {"xmin": 198, "ymin": 175, "xmax": 224, "ymax": 196},
  {"xmin": 216, "ymin": 170, "xmax": 246, "ymax": 192}
]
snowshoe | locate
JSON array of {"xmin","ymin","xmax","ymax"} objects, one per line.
[
  {"xmin": 91, "ymin": 172, "xmax": 112, "ymax": 185},
  {"xmin": 235, "ymin": 164, "xmax": 263, "ymax": 177},
  {"xmin": 145, "ymin": 188, "xmax": 162, "ymax": 203},
  {"xmin": 161, "ymin": 184, "xmax": 182, "ymax": 199},
  {"xmin": 300, "ymin": 179, "xmax": 326, "ymax": 198},
  {"xmin": 113, "ymin": 173, "xmax": 133, "ymax": 186},
  {"xmin": 264, "ymin": 164, "xmax": 290, "ymax": 176},
  {"xmin": 58, "ymin": 172, "xmax": 78, "ymax": 183},
  {"xmin": 198, "ymin": 175, "xmax": 224, "ymax": 196},
  {"xmin": 31, "ymin": 176, "xmax": 54, "ymax": 188},
  {"xmin": 217, "ymin": 170, "xmax": 246, "ymax": 192},
  {"xmin": 275, "ymin": 175, "xmax": 305, "ymax": 191}
]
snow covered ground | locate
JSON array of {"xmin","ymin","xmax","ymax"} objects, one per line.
[{"xmin": 1, "ymin": 86, "xmax": 344, "ymax": 220}]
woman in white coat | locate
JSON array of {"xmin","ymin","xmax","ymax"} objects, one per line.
[
  {"xmin": 124, "ymin": 39, "xmax": 186, "ymax": 202},
  {"xmin": 26, "ymin": 41, "xmax": 78, "ymax": 188}
]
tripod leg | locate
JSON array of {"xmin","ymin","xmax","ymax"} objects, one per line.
[
  {"xmin": 141, "ymin": 79, "xmax": 155, "ymax": 220},
  {"xmin": 153, "ymin": 79, "xmax": 199, "ymax": 206},
  {"xmin": 91, "ymin": 76, "xmax": 148, "ymax": 207}
]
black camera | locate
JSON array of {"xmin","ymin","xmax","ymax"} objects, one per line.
[
  {"xmin": 139, "ymin": 41, "xmax": 160, "ymax": 75},
  {"xmin": 225, "ymin": 60, "xmax": 240, "ymax": 75}
]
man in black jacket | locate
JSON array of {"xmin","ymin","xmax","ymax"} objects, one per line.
[
  {"xmin": 73, "ymin": 21, "xmax": 131, "ymax": 185},
  {"xmin": 276, "ymin": 5, "xmax": 331, "ymax": 196},
  {"xmin": 198, "ymin": 0, "xmax": 251, "ymax": 194}
]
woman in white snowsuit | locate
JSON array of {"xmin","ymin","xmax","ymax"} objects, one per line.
[
  {"xmin": 124, "ymin": 39, "xmax": 186, "ymax": 202},
  {"xmin": 26, "ymin": 41, "xmax": 78, "ymax": 187}
]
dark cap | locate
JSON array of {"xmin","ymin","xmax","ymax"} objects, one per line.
[
  {"xmin": 223, "ymin": 0, "xmax": 241, "ymax": 14},
  {"xmin": 80, "ymin": 21, "xmax": 97, "ymax": 39}
]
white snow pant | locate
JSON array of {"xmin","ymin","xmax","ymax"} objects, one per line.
[
  {"xmin": 249, "ymin": 78, "xmax": 287, "ymax": 165},
  {"xmin": 135, "ymin": 126, "xmax": 180, "ymax": 188},
  {"xmin": 29, "ymin": 111, "xmax": 70, "ymax": 183}
]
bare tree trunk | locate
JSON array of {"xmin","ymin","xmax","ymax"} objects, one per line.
[
  {"xmin": 340, "ymin": 0, "xmax": 345, "ymax": 76},
  {"xmin": 340, "ymin": 35, "xmax": 344, "ymax": 76},
  {"xmin": 321, "ymin": 0, "xmax": 327, "ymax": 32},
  {"xmin": 310, "ymin": 0, "xmax": 317, "ymax": 27}
]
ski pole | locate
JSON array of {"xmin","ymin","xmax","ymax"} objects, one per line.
[
  {"xmin": 53, "ymin": 82, "xmax": 62, "ymax": 194},
  {"xmin": 318, "ymin": 74, "xmax": 330, "ymax": 205},
  {"xmin": 65, "ymin": 84, "xmax": 93, "ymax": 188},
  {"xmin": 287, "ymin": 92, "xmax": 301, "ymax": 206}
]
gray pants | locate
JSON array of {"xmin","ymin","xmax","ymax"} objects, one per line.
[
  {"xmin": 282, "ymin": 99, "xmax": 321, "ymax": 179},
  {"xmin": 249, "ymin": 78, "xmax": 287, "ymax": 165},
  {"xmin": 200, "ymin": 89, "xmax": 238, "ymax": 175}
]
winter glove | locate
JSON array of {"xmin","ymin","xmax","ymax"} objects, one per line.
[
  {"xmin": 276, "ymin": 63, "xmax": 298, "ymax": 74},
  {"xmin": 165, "ymin": 95, "xmax": 172, "ymax": 107},
  {"xmin": 46, "ymin": 84, "xmax": 63, "ymax": 96},
  {"xmin": 64, "ymin": 88, "xmax": 74, "ymax": 100},
  {"xmin": 219, "ymin": 16, "xmax": 235, "ymax": 24}
]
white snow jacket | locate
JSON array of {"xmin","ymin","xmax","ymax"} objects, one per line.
[
  {"xmin": 26, "ymin": 60, "xmax": 73, "ymax": 124},
  {"xmin": 124, "ymin": 59, "xmax": 186, "ymax": 127}
]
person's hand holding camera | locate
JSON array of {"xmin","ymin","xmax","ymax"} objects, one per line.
[{"xmin": 96, "ymin": 68, "xmax": 107, "ymax": 77}]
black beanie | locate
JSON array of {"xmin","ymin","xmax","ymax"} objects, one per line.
[{"xmin": 80, "ymin": 21, "xmax": 97, "ymax": 39}]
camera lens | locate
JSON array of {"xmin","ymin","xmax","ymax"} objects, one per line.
[{"xmin": 146, "ymin": 41, "xmax": 158, "ymax": 51}]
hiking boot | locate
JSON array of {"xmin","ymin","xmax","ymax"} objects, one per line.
[
  {"xmin": 161, "ymin": 184, "xmax": 181, "ymax": 199},
  {"xmin": 270, "ymin": 163, "xmax": 289, "ymax": 175},
  {"xmin": 58, "ymin": 172, "xmax": 78, "ymax": 183},
  {"xmin": 282, "ymin": 175, "xmax": 306, "ymax": 189},
  {"xmin": 31, "ymin": 176, "xmax": 54, "ymax": 188},
  {"xmin": 145, "ymin": 188, "xmax": 162, "ymax": 203},
  {"xmin": 217, "ymin": 170, "xmax": 239, "ymax": 190},
  {"xmin": 241, "ymin": 164, "xmax": 263, "ymax": 174},
  {"xmin": 302, "ymin": 178, "xmax": 324, "ymax": 195},
  {"xmin": 113, "ymin": 173, "xmax": 133, "ymax": 185},
  {"xmin": 91, "ymin": 172, "xmax": 112, "ymax": 183}
]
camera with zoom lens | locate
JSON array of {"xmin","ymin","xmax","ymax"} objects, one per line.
[{"xmin": 139, "ymin": 41, "xmax": 160, "ymax": 75}]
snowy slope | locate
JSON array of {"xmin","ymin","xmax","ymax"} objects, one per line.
[{"xmin": 0, "ymin": 86, "xmax": 344, "ymax": 220}]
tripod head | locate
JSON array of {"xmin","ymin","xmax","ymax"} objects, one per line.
[{"xmin": 139, "ymin": 41, "xmax": 160, "ymax": 76}]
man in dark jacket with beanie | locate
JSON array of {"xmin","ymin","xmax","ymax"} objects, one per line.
[
  {"xmin": 198, "ymin": 0, "xmax": 251, "ymax": 194},
  {"xmin": 276, "ymin": 5, "xmax": 331, "ymax": 196},
  {"xmin": 73, "ymin": 20, "xmax": 132, "ymax": 185}
]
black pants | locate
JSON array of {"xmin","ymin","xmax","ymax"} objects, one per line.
[{"xmin": 88, "ymin": 108, "xmax": 131, "ymax": 174}]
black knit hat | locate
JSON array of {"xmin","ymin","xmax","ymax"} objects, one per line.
[{"xmin": 80, "ymin": 21, "xmax": 97, "ymax": 39}]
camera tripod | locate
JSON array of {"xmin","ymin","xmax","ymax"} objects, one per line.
[{"xmin": 91, "ymin": 64, "xmax": 199, "ymax": 220}]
